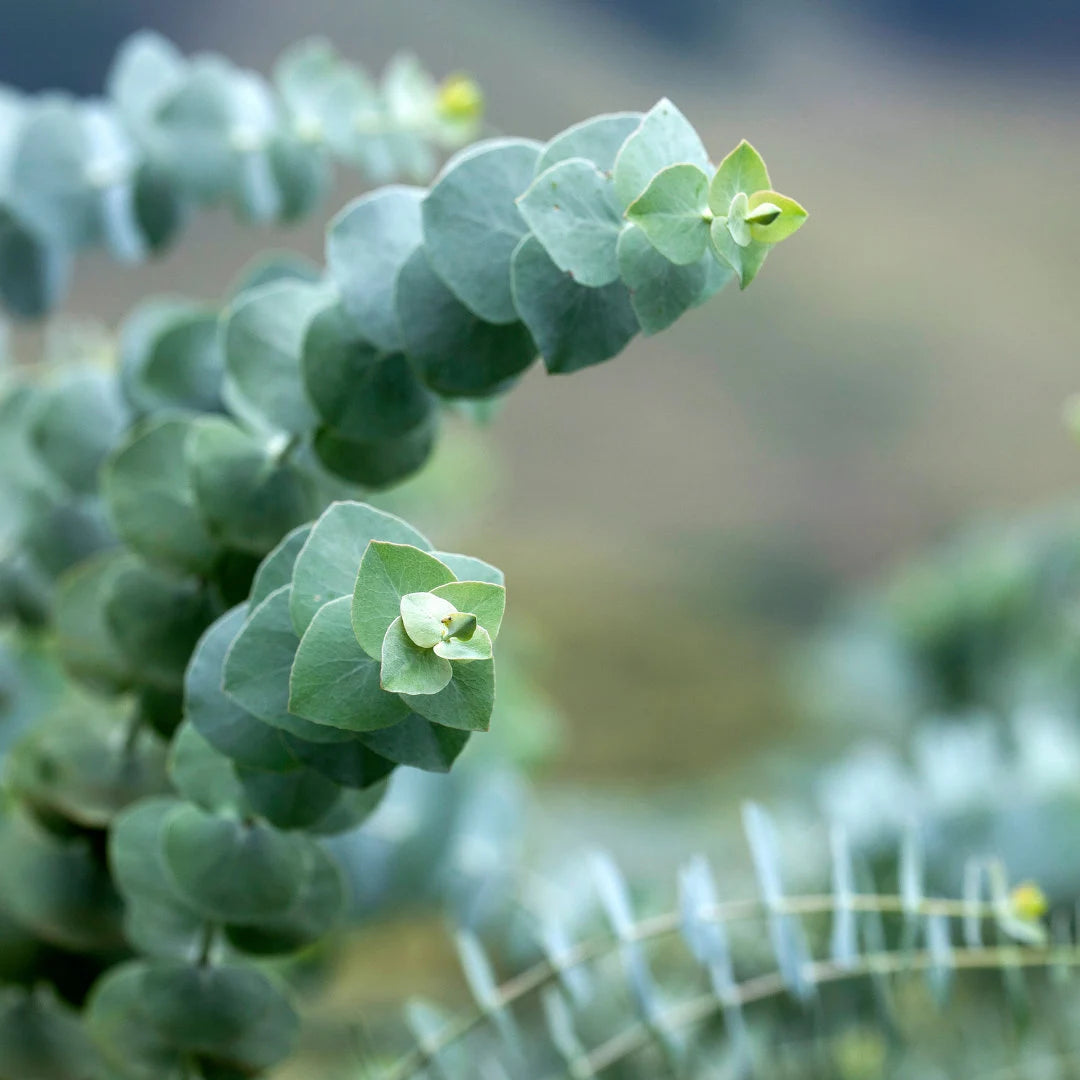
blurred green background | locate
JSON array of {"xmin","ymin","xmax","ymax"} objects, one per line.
[{"xmin": 5, "ymin": 0, "xmax": 1080, "ymax": 1061}]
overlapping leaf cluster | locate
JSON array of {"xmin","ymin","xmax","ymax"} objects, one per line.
[
  {"xmin": 0, "ymin": 33, "xmax": 811, "ymax": 1080},
  {"xmin": 0, "ymin": 31, "xmax": 482, "ymax": 316}
]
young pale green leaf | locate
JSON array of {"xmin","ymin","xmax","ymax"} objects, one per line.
[
  {"xmin": 709, "ymin": 216, "xmax": 769, "ymax": 290},
  {"xmin": 402, "ymin": 657, "xmax": 495, "ymax": 732},
  {"xmin": 183, "ymin": 607, "xmax": 296, "ymax": 772},
  {"xmin": 747, "ymin": 189, "xmax": 808, "ymax": 244},
  {"xmin": 301, "ymin": 299, "xmax": 433, "ymax": 440},
  {"xmin": 535, "ymin": 112, "xmax": 643, "ymax": 176},
  {"xmin": 421, "ymin": 138, "xmax": 541, "ymax": 323},
  {"xmin": 616, "ymin": 224, "xmax": 731, "ymax": 335},
  {"xmin": 612, "ymin": 98, "xmax": 710, "ymax": 209},
  {"xmin": 430, "ymin": 579, "xmax": 505, "ymax": 641},
  {"xmin": 516, "ymin": 158, "xmax": 623, "ymax": 287},
  {"xmin": 326, "ymin": 184, "xmax": 424, "ymax": 351},
  {"xmin": 396, "ymin": 247, "xmax": 537, "ymax": 397},
  {"xmin": 289, "ymin": 595, "xmax": 412, "ymax": 731},
  {"xmin": 725, "ymin": 191, "xmax": 752, "ymax": 247},
  {"xmin": 380, "ymin": 616, "xmax": 453, "ymax": 694},
  {"xmin": 102, "ymin": 416, "xmax": 218, "ymax": 575},
  {"xmin": 289, "ymin": 500, "xmax": 431, "ymax": 636},
  {"xmin": 624, "ymin": 162, "xmax": 711, "ymax": 266},
  {"xmin": 312, "ymin": 415, "xmax": 437, "ymax": 488},
  {"xmin": 220, "ymin": 279, "xmax": 325, "ymax": 435},
  {"xmin": 510, "ymin": 234, "xmax": 639, "ymax": 374},
  {"xmin": 160, "ymin": 804, "xmax": 308, "ymax": 923},
  {"xmin": 352, "ymin": 541, "xmax": 456, "ymax": 658},
  {"xmin": 400, "ymin": 591, "xmax": 457, "ymax": 648},
  {"xmin": 708, "ymin": 139, "xmax": 771, "ymax": 215},
  {"xmin": 434, "ymin": 624, "xmax": 492, "ymax": 660}
]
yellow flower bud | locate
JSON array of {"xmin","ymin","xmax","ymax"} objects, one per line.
[
  {"xmin": 1010, "ymin": 881, "xmax": 1048, "ymax": 921},
  {"xmin": 437, "ymin": 74, "xmax": 484, "ymax": 124}
]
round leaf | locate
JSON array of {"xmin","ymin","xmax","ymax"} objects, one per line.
[
  {"xmin": 381, "ymin": 616, "xmax": 453, "ymax": 694},
  {"xmin": 289, "ymin": 595, "xmax": 412, "ymax": 731},
  {"xmin": 301, "ymin": 299, "xmax": 434, "ymax": 440},
  {"xmin": 421, "ymin": 137, "xmax": 541, "ymax": 323},
  {"xmin": 102, "ymin": 416, "xmax": 219, "ymax": 575},
  {"xmin": 510, "ymin": 233, "xmax": 638, "ymax": 374},
  {"xmin": 183, "ymin": 606, "xmax": 296, "ymax": 772},
  {"xmin": 396, "ymin": 246, "xmax": 537, "ymax": 397},
  {"xmin": 161, "ymin": 804, "xmax": 307, "ymax": 923},
  {"xmin": 325, "ymin": 184, "xmax": 425, "ymax": 351},
  {"xmin": 221, "ymin": 279, "xmax": 326, "ymax": 435}
]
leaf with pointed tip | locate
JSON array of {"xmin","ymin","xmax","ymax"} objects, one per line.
[
  {"xmin": 708, "ymin": 139, "xmax": 770, "ymax": 214},
  {"xmin": 517, "ymin": 158, "xmax": 623, "ymax": 287},
  {"xmin": 510, "ymin": 234, "xmax": 638, "ymax": 374},
  {"xmin": 352, "ymin": 541, "xmax": 456, "ymax": 658},
  {"xmin": 430, "ymin": 580, "xmax": 505, "ymax": 641},
  {"xmin": 381, "ymin": 616, "xmax": 453, "ymax": 694},
  {"xmin": 747, "ymin": 189, "xmax": 808, "ymax": 244},
  {"xmin": 612, "ymin": 98, "xmax": 709, "ymax": 209},
  {"xmin": 625, "ymin": 162, "xmax": 711, "ymax": 266},
  {"xmin": 421, "ymin": 138, "xmax": 541, "ymax": 323},
  {"xmin": 289, "ymin": 595, "xmax": 412, "ymax": 730},
  {"xmin": 403, "ymin": 658, "xmax": 495, "ymax": 731},
  {"xmin": 709, "ymin": 216, "xmax": 769, "ymax": 290},
  {"xmin": 289, "ymin": 500, "xmax": 431, "ymax": 635}
]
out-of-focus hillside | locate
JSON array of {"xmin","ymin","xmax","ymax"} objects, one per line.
[{"xmin": 28, "ymin": 0, "xmax": 1080, "ymax": 778}]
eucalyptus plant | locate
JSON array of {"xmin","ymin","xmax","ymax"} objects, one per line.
[{"xmin": 0, "ymin": 28, "xmax": 809, "ymax": 1080}]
